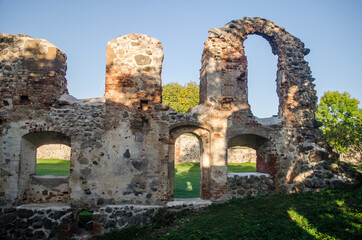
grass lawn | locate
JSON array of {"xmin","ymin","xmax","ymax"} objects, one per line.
[
  {"xmin": 175, "ymin": 162, "xmax": 256, "ymax": 198},
  {"xmin": 97, "ymin": 186, "xmax": 362, "ymax": 240},
  {"xmin": 174, "ymin": 163, "xmax": 200, "ymax": 198},
  {"xmin": 228, "ymin": 162, "xmax": 256, "ymax": 173},
  {"xmin": 36, "ymin": 158, "xmax": 70, "ymax": 175}
]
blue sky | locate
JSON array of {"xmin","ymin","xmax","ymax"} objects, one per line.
[{"xmin": 1, "ymin": 0, "xmax": 361, "ymax": 117}]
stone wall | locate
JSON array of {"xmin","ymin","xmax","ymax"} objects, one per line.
[
  {"xmin": 228, "ymin": 148, "xmax": 256, "ymax": 164},
  {"xmin": 1, "ymin": 17, "xmax": 360, "ymax": 238},
  {"xmin": 93, "ymin": 200, "xmax": 212, "ymax": 235},
  {"xmin": 0, "ymin": 34, "xmax": 68, "ymax": 111},
  {"xmin": 93, "ymin": 205, "xmax": 162, "ymax": 234},
  {"xmin": 227, "ymin": 173, "xmax": 274, "ymax": 198},
  {"xmin": 36, "ymin": 144, "xmax": 71, "ymax": 160},
  {"xmin": 0, "ymin": 204, "xmax": 73, "ymax": 239},
  {"xmin": 104, "ymin": 33, "xmax": 163, "ymax": 108},
  {"xmin": 24, "ymin": 176, "xmax": 70, "ymax": 203},
  {"xmin": 340, "ymin": 147, "xmax": 361, "ymax": 165},
  {"xmin": 174, "ymin": 134, "xmax": 200, "ymax": 164}
]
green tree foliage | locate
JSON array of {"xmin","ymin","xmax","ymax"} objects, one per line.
[
  {"xmin": 162, "ymin": 82, "xmax": 199, "ymax": 113},
  {"xmin": 316, "ymin": 91, "xmax": 362, "ymax": 154}
]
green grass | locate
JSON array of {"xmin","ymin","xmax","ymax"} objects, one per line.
[
  {"xmin": 228, "ymin": 162, "xmax": 256, "ymax": 173},
  {"xmin": 96, "ymin": 186, "xmax": 362, "ymax": 240},
  {"xmin": 175, "ymin": 163, "xmax": 201, "ymax": 198},
  {"xmin": 175, "ymin": 162, "xmax": 256, "ymax": 198},
  {"xmin": 36, "ymin": 158, "xmax": 70, "ymax": 176},
  {"xmin": 78, "ymin": 211, "xmax": 93, "ymax": 227}
]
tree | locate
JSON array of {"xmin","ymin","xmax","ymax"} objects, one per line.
[
  {"xmin": 162, "ymin": 82, "xmax": 199, "ymax": 113},
  {"xmin": 316, "ymin": 91, "xmax": 362, "ymax": 154}
]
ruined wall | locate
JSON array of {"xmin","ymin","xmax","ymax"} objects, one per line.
[
  {"xmin": 1, "ymin": 17, "xmax": 359, "ymax": 239},
  {"xmin": 227, "ymin": 173, "xmax": 274, "ymax": 198},
  {"xmin": 104, "ymin": 33, "xmax": 163, "ymax": 108},
  {"xmin": 37, "ymin": 144, "xmax": 71, "ymax": 160},
  {"xmin": 0, "ymin": 34, "xmax": 68, "ymax": 112},
  {"xmin": 200, "ymin": 17, "xmax": 322, "ymax": 194},
  {"xmin": 0, "ymin": 205, "xmax": 73, "ymax": 239}
]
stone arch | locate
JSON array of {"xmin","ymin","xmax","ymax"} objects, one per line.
[
  {"xmin": 243, "ymin": 34, "xmax": 279, "ymax": 117},
  {"xmin": 168, "ymin": 125, "xmax": 211, "ymax": 200},
  {"xmin": 200, "ymin": 17, "xmax": 317, "ymax": 128},
  {"xmin": 19, "ymin": 131, "xmax": 71, "ymax": 203}
]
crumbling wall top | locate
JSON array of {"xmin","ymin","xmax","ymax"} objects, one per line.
[
  {"xmin": 104, "ymin": 33, "xmax": 164, "ymax": 110},
  {"xmin": 0, "ymin": 34, "xmax": 68, "ymax": 110}
]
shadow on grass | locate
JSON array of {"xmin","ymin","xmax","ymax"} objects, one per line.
[
  {"xmin": 97, "ymin": 186, "xmax": 362, "ymax": 240},
  {"xmin": 286, "ymin": 186, "xmax": 362, "ymax": 239},
  {"xmin": 174, "ymin": 163, "xmax": 200, "ymax": 198},
  {"xmin": 174, "ymin": 162, "xmax": 258, "ymax": 198}
]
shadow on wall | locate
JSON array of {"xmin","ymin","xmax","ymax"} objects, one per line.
[{"xmin": 0, "ymin": 34, "xmax": 68, "ymax": 110}]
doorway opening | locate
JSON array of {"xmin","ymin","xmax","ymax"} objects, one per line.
[{"xmin": 174, "ymin": 133, "xmax": 201, "ymax": 198}]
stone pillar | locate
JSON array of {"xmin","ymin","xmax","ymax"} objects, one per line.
[
  {"xmin": 104, "ymin": 33, "xmax": 164, "ymax": 109},
  {"xmin": 0, "ymin": 34, "xmax": 68, "ymax": 109}
]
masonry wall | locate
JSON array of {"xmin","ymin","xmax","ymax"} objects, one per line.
[
  {"xmin": 104, "ymin": 33, "xmax": 163, "ymax": 108},
  {"xmin": 0, "ymin": 205, "xmax": 73, "ymax": 239},
  {"xmin": 1, "ymin": 18, "xmax": 359, "ymax": 239}
]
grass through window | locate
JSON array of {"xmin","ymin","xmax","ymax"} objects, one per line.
[
  {"xmin": 175, "ymin": 162, "xmax": 256, "ymax": 198},
  {"xmin": 36, "ymin": 158, "xmax": 70, "ymax": 176}
]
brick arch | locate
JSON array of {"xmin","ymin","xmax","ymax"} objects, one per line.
[
  {"xmin": 200, "ymin": 17, "xmax": 317, "ymax": 128},
  {"xmin": 168, "ymin": 125, "xmax": 211, "ymax": 200}
]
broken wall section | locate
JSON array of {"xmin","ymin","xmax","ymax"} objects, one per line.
[
  {"xmin": 105, "ymin": 33, "xmax": 164, "ymax": 110},
  {"xmin": 0, "ymin": 34, "xmax": 68, "ymax": 112}
]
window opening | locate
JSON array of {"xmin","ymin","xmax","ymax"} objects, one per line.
[
  {"xmin": 36, "ymin": 144, "xmax": 71, "ymax": 176},
  {"xmin": 174, "ymin": 133, "xmax": 200, "ymax": 198},
  {"xmin": 227, "ymin": 134, "xmax": 267, "ymax": 174},
  {"xmin": 227, "ymin": 146, "xmax": 257, "ymax": 173},
  {"xmin": 244, "ymin": 35, "xmax": 278, "ymax": 118}
]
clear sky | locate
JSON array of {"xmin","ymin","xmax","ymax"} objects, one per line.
[{"xmin": 1, "ymin": 0, "xmax": 361, "ymax": 117}]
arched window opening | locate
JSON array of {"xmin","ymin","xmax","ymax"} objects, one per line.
[
  {"xmin": 227, "ymin": 146, "xmax": 257, "ymax": 173},
  {"xmin": 244, "ymin": 35, "xmax": 279, "ymax": 118},
  {"xmin": 174, "ymin": 133, "xmax": 201, "ymax": 198},
  {"xmin": 19, "ymin": 131, "xmax": 71, "ymax": 203},
  {"xmin": 36, "ymin": 144, "xmax": 71, "ymax": 176},
  {"xmin": 227, "ymin": 134, "xmax": 267, "ymax": 174}
]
